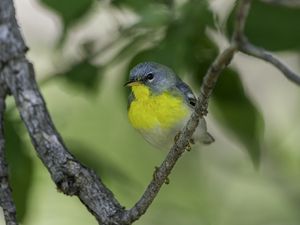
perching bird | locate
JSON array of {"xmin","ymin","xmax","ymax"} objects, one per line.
[{"xmin": 125, "ymin": 62, "xmax": 214, "ymax": 150}]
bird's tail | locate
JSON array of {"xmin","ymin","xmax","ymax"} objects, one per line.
[
  {"xmin": 198, "ymin": 131, "xmax": 215, "ymax": 144},
  {"xmin": 195, "ymin": 117, "xmax": 215, "ymax": 145}
]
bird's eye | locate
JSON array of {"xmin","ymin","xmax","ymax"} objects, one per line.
[{"xmin": 146, "ymin": 73, "xmax": 154, "ymax": 81}]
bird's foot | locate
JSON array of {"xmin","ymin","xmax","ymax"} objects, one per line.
[
  {"xmin": 185, "ymin": 142, "xmax": 192, "ymax": 152},
  {"xmin": 185, "ymin": 138, "xmax": 195, "ymax": 151}
]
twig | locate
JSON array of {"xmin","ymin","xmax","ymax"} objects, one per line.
[
  {"xmin": 0, "ymin": 85, "xmax": 18, "ymax": 225},
  {"xmin": 233, "ymin": 0, "xmax": 252, "ymax": 43},
  {"xmin": 239, "ymin": 41, "xmax": 300, "ymax": 85},
  {"xmin": 261, "ymin": 0, "xmax": 300, "ymax": 8},
  {"xmin": 234, "ymin": 0, "xmax": 300, "ymax": 86},
  {"xmin": 122, "ymin": 2, "xmax": 300, "ymax": 220}
]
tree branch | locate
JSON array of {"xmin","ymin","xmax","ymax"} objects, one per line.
[
  {"xmin": 0, "ymin": 85, "xmax": 18, "ymax": 225},
  {"xmin": 261, "ymin": 0, "xmax": 300, "ymax": 8},
  {"xmin": 233, "ymin": 0, "xmax": 300, "ymax": 86},
  {"xmin": 239, "ymin": 41, "xmax": 300, "ymax": 85},
  {"xmin": 2, "ymin": 60, "xmax": 125, "ymax": 225},
  {"xmin": 233, "ymin": 0, "xmax": 252, "ymax": 43},
  {"xmin": 0, "ymin": 1, "xmax": 125, "ymax": 224}
]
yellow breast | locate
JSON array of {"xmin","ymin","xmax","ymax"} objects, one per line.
[{"xmin": 128, "ymin": 84, "xmax": 189, "ymax": 130}]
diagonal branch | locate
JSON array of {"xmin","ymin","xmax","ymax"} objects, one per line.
[
  {"xmin": 121, "ymin": 46, "xmax": 236, "ymax": 224},
  {"xmin": 0, "ymin": 0, "xmax": 125, "ymax": 224},
  {"xmin": 0, "ymin": 85, "xmax": 18, "ymax": 225},
  {"xmin": 2, "ymin": 59, "xmax": 125, "ymax": 225}
]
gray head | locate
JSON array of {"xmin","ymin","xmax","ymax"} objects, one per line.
[{"xmin": 125, "ymin": 62, "xmax": 179, "ymax": 93}]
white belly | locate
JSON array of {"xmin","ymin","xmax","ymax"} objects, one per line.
[{"xmin": 138, "ymin": 116, "xmax": 213, "ymax": 150}]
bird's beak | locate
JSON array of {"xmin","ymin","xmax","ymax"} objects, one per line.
[{"xmin": 124, "ymin": 80, "xmax": 141, "ymax": 87}]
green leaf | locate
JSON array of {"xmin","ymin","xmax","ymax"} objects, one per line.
[
  {"xmin": 227, "ymin": 0, "xmax": 300, "ymax": 51},
  {"xmin": 39, "ymin": 0, "xmax": 95, "ymax": 31},
  {"xmin": 211, "ymin": 69, "xmax": 264, "ymax": 166},
  {"xmin": 4, "ymin": 115, "xmax": 34, "ymax": 222},
  {"xmin": 60, "ymin": 60, "xmax": 102, "ymax": 94},
  {"xmin": 135, "ymin": 5, "xmax": 171, "ymax": 28}
]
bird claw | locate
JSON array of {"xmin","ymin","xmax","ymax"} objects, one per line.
[{"xmin": 185, "ymin": 142, "xmax": 192, "ymax": 152}]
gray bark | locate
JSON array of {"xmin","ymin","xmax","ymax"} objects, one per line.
[
  {"xmin": 0, "ymin": 84, "xmax": 18, "ymax": 225},
  {"xmin": 0, "ymin": 0, "xmax": 125, "ymax": 224}
]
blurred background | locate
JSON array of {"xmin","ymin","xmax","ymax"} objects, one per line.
[{"xmin": 2, "ymin": 0, "xmax": 300, "ymax": 224}]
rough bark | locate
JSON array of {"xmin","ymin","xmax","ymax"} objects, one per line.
[
  {"xmin": 0, "ymin": 84, "xmax": 18, "ymax": 225},
  {"xmin": 0, "ymin": 1, "xmax": 124, "ymax": 224}
]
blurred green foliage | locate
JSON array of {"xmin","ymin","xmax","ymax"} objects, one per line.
[
  {"xmin": 37, "ymin": 0, "xmax": 264, "ymax": 164},
  {"xmin": 3, "ymin": 0, "xmax": 300, "ymax": 224},
  {"xmin": 40, "ymin": 0, "xmax": 95, "ymax": 34},
  {"xmin": 212, "ymin": 69, "xmax": 263, "ymax": 166},
  {"xmin": 57, "ymin": 59, "xmax": 102, "ymax": 94}
]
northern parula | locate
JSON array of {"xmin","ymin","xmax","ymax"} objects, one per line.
[{"xmin": 125, "ymin": 62, "xmax": 214, "ymax": 149}]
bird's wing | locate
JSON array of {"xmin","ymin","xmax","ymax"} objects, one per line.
[
  {"xmin": 174, "ymin": 81, "xmax": 197, "ymax": 108},
  {"xmin": 172, "ymin": 81, "xmax": 214, "ymax": 144}
]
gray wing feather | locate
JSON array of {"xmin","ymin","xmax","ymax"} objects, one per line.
[
  {"xmin": 173, "ymin": 81, "xmax": 214, "ymax": 144},
  {"xmin": 175, "ymin": 81, "xmax": 197, "ymax": 108}
]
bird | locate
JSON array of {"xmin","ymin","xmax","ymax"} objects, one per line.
[{"xmin": 125, "ymin": 62, "xmax": 214, "ymax": 150}]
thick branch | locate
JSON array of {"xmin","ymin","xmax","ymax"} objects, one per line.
[
  {"xmin": 0, "ymin": 85, "xmax": 18, "ymax": 225},
  {"xmin": 0, "ymin": 0, "xmax": 125, "ymax": 224},
  {"xmin": 121, "ymin": 46, "xmax": 236, "ymax": 224},
  {"xmin": 2, "ymin": 59, "xmax": 125, "ymax": 225}
]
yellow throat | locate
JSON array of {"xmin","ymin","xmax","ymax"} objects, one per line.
[{"xmin": 128, "ymin": 83, "xmax": 189, "ymax": 130}]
